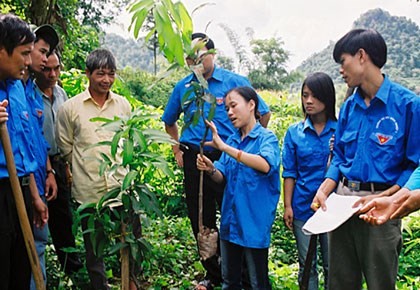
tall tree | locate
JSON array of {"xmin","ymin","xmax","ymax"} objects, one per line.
[
  {"xmin": 248, "ymin": 37, "xmax": 290, "ymax": 90},
  {"xmin": 218, "ymin": 23, "xmax": 251, "ymax": 74},
  {"xmin": 1, "ymin": 0, "xmax": 129, "ymax": 69}
]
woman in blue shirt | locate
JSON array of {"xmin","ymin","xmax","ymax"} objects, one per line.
[
  {"xmin": 197, "ymin": 86, "xmax": 280, "ymax": 289},
  {"xmin": 282, "ymin": 72, "xmax": 337, "ymax": 290}
]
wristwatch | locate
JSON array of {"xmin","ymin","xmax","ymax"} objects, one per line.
[{"xmin": 46, "ymin": 169, "xmax": 56, "ymax": 176}]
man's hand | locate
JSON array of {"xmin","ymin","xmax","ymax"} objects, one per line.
[
  {"xmin": 359, "ymin": 188, "xmax": 410, "ymax": 225},
  {"xmin": 283, "ymin": 206, "xmax": 294, "ymax": 230},
  {"xmin": 33, "ymin": 197, "xmax": 48, "ymax": 228},
  {"xmin": 45, "ymin": 173, "xmax": 58, "ymax": 201},
  {"xmin": 311, "ymin": 178, "xmax": 337, "ymax": 211},
  {"xmin": 0, "ymin": 100, "xmax": 8, "ymax": 124},
  {"xmin": 174, "ymin": 150, "xmax": 184, "ymax": 168},
  {"xmin": 391, "ymin": 189, "xmax": 420, "ymax": 219},
  {"xmin": 311, "ymin": 189, "xmax": 329, "ymax": 211},
  {"xmin": 352, "ymin": 194, "xmax": 378, "ymax": 212}
]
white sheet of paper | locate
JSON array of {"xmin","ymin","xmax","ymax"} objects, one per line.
[{"xmin": 302, "ymin": 193, "xmax": 362, "ymax": 235}]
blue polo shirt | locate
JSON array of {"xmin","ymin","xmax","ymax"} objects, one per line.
[
  {"xmin": 23, "ymin": 79, "xmax": 49, "ymax": 196},
  {"xmin": 282, "ymin": 118, "xmax": 336, "ymax": 221},
  {"xmin": 326, "ymin": 76, "xmax": 420, "ymax": 187},
  {"xmin": 162, "ymin": 66, "xmax": 270, "ymax": 149},
  {"xmin": 214, "ymin": 123, "xmax": 280, "ymax": 248},
  {"xmin": 405, "ymin": 166, "xmax": 420, "ymax": 190},
  {"xmin": 0, "ymin": 80, "xmax": 37, "ymax": 178}
]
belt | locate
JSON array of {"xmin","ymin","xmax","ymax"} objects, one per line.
[
  {"xmin": 342, "ymin": 177, "xmax": 391, "ymax": 192},
  {"xmin": 0, "ymin": 175, "xmax": 30, "ymax": 187}
]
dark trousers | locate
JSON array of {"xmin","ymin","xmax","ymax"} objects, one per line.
[
  {"xmin": 48, "ymin": 157, "xmax": 80, "ymax": 273},
  {"xmin": 182, "ymin": 145, "xmax": 224, "ymax": 285},
  {"xmin": 220, "ymin": 240, "xmax": 271, "ymax": 290},
  {"xmin": 328, "ymin": 216, "xmax": 401, "ymax": 290},
  {"xmin": 0, "ymin": 177, "xmax": 33, "ymax": 290},
  {"xmin": 81, "ymin": 207, "xmax": 142, "ymax": 290}
]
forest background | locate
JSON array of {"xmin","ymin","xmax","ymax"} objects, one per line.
[{"xmin": 1, "ymin": 0, "xmax": 419, "ymax": 289}]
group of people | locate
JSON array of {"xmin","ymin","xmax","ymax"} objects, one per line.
[
  {"xmin": 0, "ymin": 14, "xmax": 137, "ymax": 290},
  {"xmin": 1, "ymin": 11, "xmax": 420, "ymax": 290},
  {"xmin": 164, "ymin": 30, "xmax": 419, "ymax": 290}
]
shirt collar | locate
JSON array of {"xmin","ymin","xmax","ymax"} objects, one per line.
[
  {"xmin": 232, "ymin": 122, "xmax": 263, "ymax": 142},
  {"xmin": 82, "ymin": 89, "xmax": 115, "ymax": 103},
  {"xmin": 185, "ymin": 65, "xmax": 220, "ymax": 83},
  {"xmin": 303, "ymin": 117, "xmax": 336, "ymax": 135},
  {"xmin": 373, "ymin": 75, "xmax": 391, "ymax": 104},
  {"xmin": 353, "ymin": 74, "xmax": 390, "ymax": 107}
]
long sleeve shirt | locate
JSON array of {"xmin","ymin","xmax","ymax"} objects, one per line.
[
  {"xmin": 56, "ymin": 89, "xmax": 131, "ymax": 204},
  {"xmin": 326, "ymin": 76, "xmax": 420, "ymax": 187}
]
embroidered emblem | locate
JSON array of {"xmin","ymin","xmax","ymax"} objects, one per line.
[
  {"xmin": 216, "ymin": 97, "xmax": 224, "ymax": 105},
  {"xmin": 373, "ymin": 116, "xmax": 398, "ymax": 145},
  {"xmin": 376, "ymin": 133, "xmax": 393, "ymax": 145},
  {"xmin": 36, "ymin": 109, "xmax": 43, "ymax": 118}
]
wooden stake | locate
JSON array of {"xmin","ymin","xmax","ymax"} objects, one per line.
[{"xmin": 0, "ymin": 123, "xmax": 45, "ymax": 290}]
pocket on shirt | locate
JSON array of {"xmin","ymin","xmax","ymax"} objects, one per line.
[
  {"xmin": 298, "ymin": 147, "xmax": 325, "ymax": 168},
  {"xmin": 368, "ymin": 133, "xmax": 398, "ymax": 160},
  {"xmin": 340, "ymin": 130, "xmax": 358, "ymax": 158}
]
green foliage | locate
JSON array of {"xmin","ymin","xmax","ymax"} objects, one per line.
[
  {"xmin": 248, "ymin": 37, "xmax": 290, "ymax": 91},
  {"xmin": 140, "ymin": 216, "xmax": 203, "ymax": 288},
  {"xmin": 102, "ymin": 33, "xmax": 156, "ymax": 73},
  {"xmin": 128, "ymin": 0, "xmax": 193, "ymax": 67},
  {"xmin": 215, "ymin": 54, "xmax": 235, "ymax": 71},
  {"xmin": 117, "ymin": 66, "xmax": 181, "ymax": 109}
]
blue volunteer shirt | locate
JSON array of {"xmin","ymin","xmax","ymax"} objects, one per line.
[
  {"xmin": 162, "ymin": 66, "xmax": 270, "ymax": 149},
  {"xmin": 326, "ymin": 76, "xmax": 420, "ymax": 187},
  {"xmin": 23, "ymin": 79, "xmax": 49, "ymax": 195},
  {"xmin": 282, "ymin": 118, "xmax": 336, "ymax": 222},
  {"xmin": 405, "ymin": 166, "xmax": 420, "ymax": 191},
  {"xmin": 215, "ymin": 123, "xmax": 280, "ymax": 248},
  {"xmin": 0, "ymin": 80, "xmax": 38, "ymax": 178}
]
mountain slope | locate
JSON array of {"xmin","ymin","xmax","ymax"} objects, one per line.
[{"xmin": 297, "ymin": 9, "xmax": 420, "ymax": 92}]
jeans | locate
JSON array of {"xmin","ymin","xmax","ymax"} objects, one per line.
[
  {"xmin": 48, "ymin": 157, "xmax": 80, "ymax": 273},
  {"xmin": 220, "ymin": 239, "xmax": 271, "ymax": 290},
  {"xmin": 293, "ymin": 219, "xmax": 328, "ymax": 290},
  {"xmin": 30, "ymin": 195, "xmax": 48, "ymax": 290}
]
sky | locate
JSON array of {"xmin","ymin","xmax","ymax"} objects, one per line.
[{"xmin": 108, "ymin": 0, "xmax": 420, "ymax": 70}]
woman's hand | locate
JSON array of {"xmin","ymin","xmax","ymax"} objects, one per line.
[
  {"xmin": 196, "ymin": 154, "xmax": 214, "ymax": 174},
  {"xmin": 204, "ymin": 120, "xmax": 227, "ymax": 152}
]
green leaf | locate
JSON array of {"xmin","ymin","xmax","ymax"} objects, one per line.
[
  {"xmin": 108, "ymin": 242, "xmax": 127, "ymax": 255},
  {"xmin": 110, "ymin": 131, "xmax": 123, "ymax": 158},
  {"xmin": 122, "ymin": 170, "xmax": 138, "ymax": 191},
  {"xmin": 123, "ymin": 138, "xmax": 134, "ymax": 165},
  {"xmin": 175, "ymin": 2, "xmax": 193, "ymax": 35}
]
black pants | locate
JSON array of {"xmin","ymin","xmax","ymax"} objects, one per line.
[
  {"xmin": 0, "ymin": 177, "xmax": 33, "ymax": 290},
  {"xmin": 81, "ymin": 207, "xmax": 142, "ymax": 290},
  {"xmin": 182, "ymin": 145, "xmax": 225, "ymax": 285},
  {"xmin": 48, "ymin": 156, "xmax": 80, "ymax": 272}
]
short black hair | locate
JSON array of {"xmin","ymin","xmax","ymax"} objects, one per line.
[
  {"xmin": 192, "ymin": 32, "xmax": 215, "ymax": 50},
  {"xmin": 34, "ymin": 24, "xmax": 59, "ymax": 53},
  {"xmin": 86, "ymin": 48, "xmax": 117, "ymax": 72},
  {"xmin": 333, "ymin": 29, "xmax": 387, "ymax": 68},
  {"xmin": 226, "ymin": 86, "xmax": 260, "ymax": 120},
  {"xmin": 301, "ymin": 72, "xmax": 337, "ymax": 121},
  {"xmin": 0, "ymin": 14, "xmax": 35, "ymax": 55}
]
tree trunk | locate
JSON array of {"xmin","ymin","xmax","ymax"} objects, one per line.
[{"xmin": 120, "ymin": 222, "xmax": 130, "ymax": 290}]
